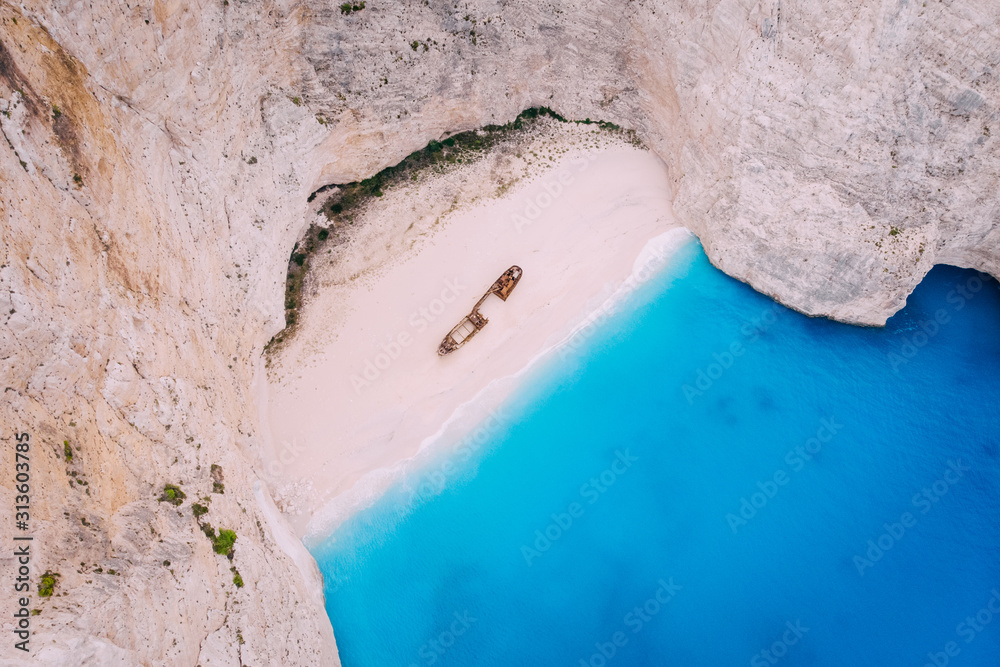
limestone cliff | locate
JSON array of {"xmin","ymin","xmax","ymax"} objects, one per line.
[
  {"xmin": 297, "ymin": 0, "xmax": 999, "ymax": 325},
  {"xmin": 0, "ymin": 0, "xmax": 338, "ymax": 664},
  {"xmin": 0, "ymin": 0, "xmax": 996, "ymax": 664}
]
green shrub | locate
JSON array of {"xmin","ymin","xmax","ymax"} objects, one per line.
[
  {"xmin": 213, "ymin": 529, "xmax": 237, "ymax": 556},
  {"xmin": 192, "ymin": 503, "xmax": 209, "ymax": 518},
  {"xmin": 159, "ymin": 484, "xmax": 186, "ymax": 506},
  {"xmin": 231, "ymin": 567, "xmax": 244, "ymax": 588},
  {"xmin": 200, "ymin": 523, "xmax": 237, "ymax": 556},
  {"xmin": 38, "ymin": 572, "xmax": 59, "ymax": 597},
  {"xmin": 64, "ymin": 441, "xmax": 73, "ymax": 462}
]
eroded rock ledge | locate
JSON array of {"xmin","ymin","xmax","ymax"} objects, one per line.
[{"xmin": 0, "ymin": 0, "xmax": 996, "ymax": 663}]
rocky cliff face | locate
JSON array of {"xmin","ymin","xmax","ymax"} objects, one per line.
[
  {"xmin": 0, "ymin": 0, "xmax": 339, "ymax": 664},
  {"xmin": 298, "ymin": 0, "xmax": 999, "ymax": 325},
  {"xmin": 1, "ymin": 0, "xmax": 996, "ymax": 663}
]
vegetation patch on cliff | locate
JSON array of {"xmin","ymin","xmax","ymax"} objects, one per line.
[
  {"xmin": 37, "ymin": 571, "xmax": 59, "ymax": 597},
  {"xmin": 202, "ymin": 524, "xmax": 238, "ymax": 557},
  {"xmin": 211, "ymin": 464, "xmax": 225, "ymax": 493},
  {"xmin": 158, "ymin": 483, "xmax": 186, "ymax": 506}
]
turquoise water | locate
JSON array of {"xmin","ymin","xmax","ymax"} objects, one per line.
[{"xmin": 311, "ymin": 240, "xmax": 1000, "ymax": 667}]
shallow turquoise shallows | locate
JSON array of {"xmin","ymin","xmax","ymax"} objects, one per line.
[{"xmin": 310, "ymin": 239, "xmax": 1000, "ymax": 667}]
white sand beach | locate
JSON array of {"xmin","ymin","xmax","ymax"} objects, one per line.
[{"xmin": 260, "ymin": 127, "xmax": 689, "ymax": 538}]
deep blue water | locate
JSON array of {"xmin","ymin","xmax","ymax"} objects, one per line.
[{"xmin": 311, "ymin": 240, "xmax": 1000, "ymax": 667}]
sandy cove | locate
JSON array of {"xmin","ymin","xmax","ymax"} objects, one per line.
[{"xmin": 259, "ymin": 127, "xmax": 690, "ymax": 539}]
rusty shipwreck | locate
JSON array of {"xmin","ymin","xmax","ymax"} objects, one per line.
[{"xmin": 437, "ymin": 266, "xmax": 523, "ymax": 356}]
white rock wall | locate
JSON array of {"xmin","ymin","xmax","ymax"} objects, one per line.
[
  {"xmin": 298, "ymin": 0, "xmax": 999, "ymax": 325},
  {"xmin": 0, "ymin": 0, "xmax": 338, "ymax": 663}
]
